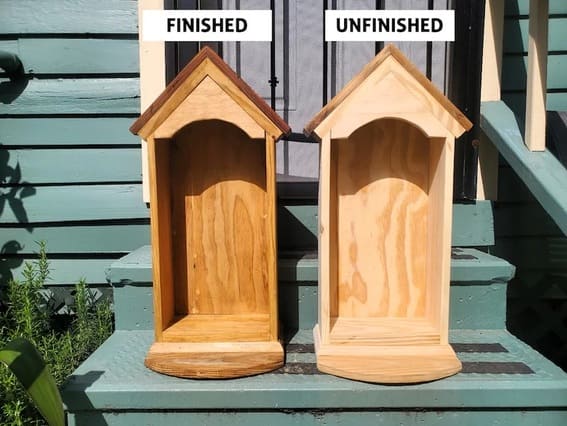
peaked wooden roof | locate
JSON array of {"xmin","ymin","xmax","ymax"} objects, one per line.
[
  {"xmin": 130, "ymin": 46, "xmax": 290, "ymax": 136},
  {"xmin": 304, "ymin": 44, "xmax": 473, "ymax": 137}
]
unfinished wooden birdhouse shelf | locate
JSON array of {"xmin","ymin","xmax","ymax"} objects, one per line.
[
  {"xmin": 305, "ymin": 44, "xmax": 473, "ymax": 384},
  {"xmin": 130, "ymin": 47, "xmax": 290, "ymax": 379}
]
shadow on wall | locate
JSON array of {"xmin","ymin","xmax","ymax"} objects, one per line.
[
  {"xmin": 0, "ymin": 147, "xmax": 36, "ymax": 285},
  {"xmin": 0, "ymin": 77, "xmax": 28, "ymax": 105}
]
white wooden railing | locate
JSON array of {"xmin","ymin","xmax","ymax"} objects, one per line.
[{"xmin": 525, "ymin": 0, "xmax": 549, "ymax": 151}]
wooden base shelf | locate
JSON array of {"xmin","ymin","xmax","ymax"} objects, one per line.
[
  {"xmin": 145, "ymin": 340, "xmax": 284, "ymax": 379},
  {"xmin": 162, "ymin": 314, "xmax": 271, "ymax": 343},
  {"xmin": 314, "ymin": 325, "xmax": 461, "ymax": 384}
]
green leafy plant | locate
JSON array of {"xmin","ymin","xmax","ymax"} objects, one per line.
[
  {"xmin": 0, "ymin": 242, "xmax": 113, "ymax": 425},
  {"xmin": 0, "ymin": 338, "xmax": 64, "ymax": 426}
]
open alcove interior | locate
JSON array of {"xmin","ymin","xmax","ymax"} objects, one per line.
[
  {"xmin": 153, "ymin": 119, "xmax": 272, "ymax": 343},
  {"xmin": 327, "ymin": 118, "xmax": 447, "ymax": 345}
]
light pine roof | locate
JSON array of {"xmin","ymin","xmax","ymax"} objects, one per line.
[{"xmin": 304, "ymin": 44, "xmax": 473, "ymax": 138}]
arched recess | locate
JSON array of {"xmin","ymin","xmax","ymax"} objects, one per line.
[
  {"xmin": 328, "ymin": 118, "xmax": 447, "ymax": 343},
  {"xmin": 166, "ymin": 120, "xmax": 268, "ymax": 318}
]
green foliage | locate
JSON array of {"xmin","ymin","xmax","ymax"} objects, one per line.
[
  {"xmin": 0, "ymin": 242, "xmax": 113, "ymax": 425},
  {"xmin": 0, "ymin": 338, "xmax": 64, "ymax": 426}
]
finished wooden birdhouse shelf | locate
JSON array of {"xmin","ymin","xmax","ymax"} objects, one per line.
[
  {"xmin": 305, "ymin": 44, "xmax": 472, "ymax": 384},
  {"xmin": 130, "ymin": 47, "xmax": 290, "ymax": 379}
]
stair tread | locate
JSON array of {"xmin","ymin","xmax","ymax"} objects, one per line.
[{"xmin": 63, "ymin": 329, "xmax": 567, "ymax": 411}]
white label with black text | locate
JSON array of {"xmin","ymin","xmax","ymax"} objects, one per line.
[
  {"xmin": 325, "ymin": 10, "xmax": 454, "ymax": 41},
  {"xmin": 143, "ymin": 10, "xmax": 272, "ymax": 41}
]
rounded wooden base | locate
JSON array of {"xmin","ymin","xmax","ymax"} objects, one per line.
[
  {"xmin": 145, "ymin": 341, "xmax": 284, "ymax": 379},
  {"xmin": 313, "ymin": 325, "xmax": 461, "ymax": 384}
]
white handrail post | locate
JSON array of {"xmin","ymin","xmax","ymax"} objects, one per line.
[
  {"xmin": 478, "ymin": 0, "xmax": 505, "ymax": 200},
  {"xmin": 525, "ymin": 0, "xmax": 549, "ymax": 152}
]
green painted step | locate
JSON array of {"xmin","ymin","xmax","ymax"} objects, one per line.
[
  {"xmin": 62, "ymin": 329, "xmax": 567, "ymax": 425},
  {"xmin": 108, "ymin": 246, "xmax": 515, "ymax": 331}
]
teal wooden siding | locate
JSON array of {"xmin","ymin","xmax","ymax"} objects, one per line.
[
  {"xmin": 491, "ymin": 0, "xmax": 567, "ymax": 370},
  {"xmin": 493, "ymin": 163, "xmax": 567, "ymax": 369},
  {"xmin": 502, "ymin": 0, "xmax": 567, "ymax": 118},
  {"xmin": 0, "ymin": 0, "xmax": 146, "ymax": 287}
]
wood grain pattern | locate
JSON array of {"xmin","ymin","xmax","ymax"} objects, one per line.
[
  {"xmin": 149, "ymin": 137, "xmax": 174, "ymax": 340},
  {"xmin": 335, "ymin": 119, "xmax": 429, "ymax": 319},
  {"xmin": 329, "ymin": 318, "xmax": 439, "ymax": 345},
  {"xmin": 265, "ymin": 134, "xmax": 279, "ymax": 340},
  {"xmin": 145, "ymin": 340, "xmax": 283, "ymax": 379},
  {"xmin": 170, "ymin": 120, "xmax": 268, "ymax": 316},
  {"xmin": 162, "ymin": 314, "xmax": 270, "ymax": 343},
  {"xmin": 153, "ymin": 76, "xmax": 264, "ymax": 139},
  {"xmin": 318, "ymin": 135, "xmax": 334, "ymax": 344},
  {"xmin": 426, "ymin": 136, "xmax": 453, "ymax": 342},
  {"xmin": 304, "ymin": 44, "xmax": 472, "ymax": 138},
  {"xmin": 314, "ymin": 325, "xmax": 461, "ymax": 384},
  {"xmin": 131, "ymin": 47, "xmax": 290, "ymax": 137}
]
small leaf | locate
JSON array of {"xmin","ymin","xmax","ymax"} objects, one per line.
[
  {"xmin": 20, "ymin": 185, "xmax": 36, "ymax": 199},
  {"xmin": 8, "ymin": 197, "xmax": 29, "ymax": 224},
  {"xmin": 11, "ymin": 162, "xmax": 22, "ymax": 184},
  {"xmin": 0, "ymin": 338, "xmax": 65, "ymax": 426}
]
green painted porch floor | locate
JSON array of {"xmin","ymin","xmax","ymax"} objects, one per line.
[{"xmin": 63, "ymin": 329, "xmax": 567, "ymax": 412}]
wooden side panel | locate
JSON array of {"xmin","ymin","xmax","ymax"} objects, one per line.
[
  {"xmin": 265, "ymin": 134, "xmax": 279, "ymax": 341},
  {"xmin": 426, "ymin": 136, "xmax": 453, "ymax": 341},
  {"xmin": 170, "ymin": 120, "xmax": 269, "ymax": 316},
  {"xmin": 149, "ymin": 138, "xmax": 174, "ymax": 338},
  {"xmin": 335, "ymin": 119, "xmax": 429, "ymax": 319},
  {"xmin": 318, "ymin": 135, "xmax": 335, "ymax": 343}
]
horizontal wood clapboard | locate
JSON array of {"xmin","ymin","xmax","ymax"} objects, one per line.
[
  {"xmin": 0, "ymin": 0, "xmax": 137, "ymax": 34},
  {"xmin": 0, "ymin": 39, "xmax": 139, "ymax": 75},
  {"xmin": 1, "ymin": 118, "xmax": 139, "ymax": 146},
  {"xmin": 0, "ymin": 79, "xmax": 140, "ymax": 115}
]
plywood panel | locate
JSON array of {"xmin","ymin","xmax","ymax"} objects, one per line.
[
  {"xmin": 170, "ymin": 120, "xmax": 269, "ymax": 316},
  {"xmin": 335, "ymin": 119, "xmax": 429, "ymax": 319}
]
